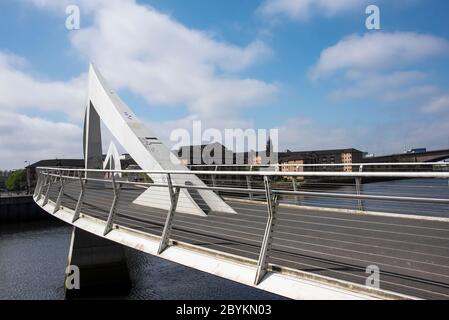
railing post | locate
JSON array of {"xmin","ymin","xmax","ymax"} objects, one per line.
[
  {"xmin": 292, "ymin": 167, "xmax": 301, "ymax": 205},
  {"xmin": 356, "ymin": 165, "xmax": 364, "ymax": 211},
  {"xmin": 53, "ymin": 171, "xmax": 65, "ymax": 214},
  {"xmin": 36, "ymin": 172, "xmax": 48, "ymax": 201},
  {"xmin": 103, "ymin": 174, "xmax": 122, "ymax": 236},
  {"xmin": 292, "ymin": 177, "xmax": 302, "ymax": 205},
  {"xmin": 254, "ymin": 176, "xmax": 278, "ymax": 285},
  {"xmin": 247, "ymin": 165, "xmax": 253, "ymax": 200},
  {"xmin": 33, "ymin": 171, "xmax": 41, "ymax": 198},
  {"xmin": 42, "ymin": 172, "xmax": 53, "ymax": 206},
  {"xmin": 158, "ymin": 173, "xmax": 180, "ymax": 254},
  {"xmin": 72, "ymin": 171, "xmax": 86, "ymax": 223},
  {"xmin": 34, "ymin": 171, "xmax": 43, "ymax": 198},
  {"xmin": 211, "ymin": 165, "xmax": 218, "ymax": 193}
]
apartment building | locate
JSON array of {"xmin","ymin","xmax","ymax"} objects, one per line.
[{"xmin": 278, "ymin": 148, "xmax": 364, "ymax": 172}]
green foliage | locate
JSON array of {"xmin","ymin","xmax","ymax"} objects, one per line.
[{"xmin": 5, "ymin": 169, "xmax": 27, "ymax": 191}]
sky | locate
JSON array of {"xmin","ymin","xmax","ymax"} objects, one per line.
[{"xmin": 1, "ymin": 0, "xmax": 449, "ymax": 169}]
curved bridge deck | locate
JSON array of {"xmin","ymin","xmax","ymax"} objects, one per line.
[{"xmin": 44, "ymin": 179, "xmax": 449, "ymax": 300}]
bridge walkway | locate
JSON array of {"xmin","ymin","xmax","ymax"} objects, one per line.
[{"xmin": 47, "ymin": 180, "xmax": 449, "ymax": 300}]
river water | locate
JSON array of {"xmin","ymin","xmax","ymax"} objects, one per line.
[
  {"xmin": 0, "ymin": 220, "xmax": 282, "ymax": 300},
  {"xmin": 286, "ymin": 178, "xmax": 449, "ymax": 218}
]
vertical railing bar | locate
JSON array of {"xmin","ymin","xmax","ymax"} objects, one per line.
[
  {"xmin": 292, "ymin": 175, "xmax": 301, "ymax": 205},
  {"xmin": 247, "ymin": 165, "xmax": 253, "ymax": 200},
  {"xmin": 211, "ymin": 165, "xmax": 218, "ymax": 193},
  {"xmin": 42, "ymin": 171, "xmax": 53, "ymax": 206},
  {"xmin": 72, "ymin": 171, "xmax": 86, "ymax": 223},
  {"xmin": 356, "ymin": 164, "xmax": 364, "ymax": 211},
  {"xmin": 53, "ymin": 171, "xmax": 65, "ymax": 214},
  {"xmin": 36, "ymin": 172, "xmax": 48, "ymax": 201},
  {"xmin": 292, "ymin": 165, "xmax": 300, "ymax": 205},
  {"xmin": 103, "ymin": 174, "xmax": 121, "ymax": 236},
  {"xmin": 33, "ymin": 171, "xmax": 39, "ymax": 198},
  {"xmin": 158, "ymin": 173, "xmax": 180, "ymax": 254},
  {"xmin": 37, "ymin": 171, "xmax": 45, "ymax": 196},
  {"xmin": 254, "ymin": 175, "xmax": 278, "ymax": 285},
  {"xmin": 34, "ymin": 171, "xmax": 43, "ymax": 198}
]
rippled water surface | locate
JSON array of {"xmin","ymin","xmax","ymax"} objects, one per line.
[{"xmin": 0, "ymin": 219, "xmax": 282, "ymax": 300}]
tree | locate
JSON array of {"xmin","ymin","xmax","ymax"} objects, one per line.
[{"xmin": 5, "ymin": 169, "xmax": 27, "ymax": 191}]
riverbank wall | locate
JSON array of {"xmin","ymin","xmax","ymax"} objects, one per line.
[{"xmin": 0, "ymin": 195, "xmax": 51, "ymax": 223}]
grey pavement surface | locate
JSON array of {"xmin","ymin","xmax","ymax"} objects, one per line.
[{"xmin": 45, "ymin": 180, "xmax": 449, "ymax": 300}]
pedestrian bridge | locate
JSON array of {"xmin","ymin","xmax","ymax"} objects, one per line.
[
  {"xmin": 33, "ymin": 164, "xmax": 449, "ymax": 300},
  {"xmin": 33, "ymin": 64, "xmax": 449, "ymax": 299}
]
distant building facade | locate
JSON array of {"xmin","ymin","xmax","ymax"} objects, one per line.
[
  {"xmin": 177, "ymin": 139, "xmax": 277, "ymax": 166},
  {"xmin": 406, "ymin": 148, "xmax": 427, "ymax": 154},
  {"xmin": 25, "ymin": 156, "xmax": 139, "ymax": 190},
  {"xmin": 278, "ymin": 148, "xmax": 364, "ymax": 172},
  {"xmin": 177, "ymin": 142, "xmax": 234, "ymax": 165},
  {"xmin": 26, "ymin": 159, "xmax": 85, "ymax": 190}
]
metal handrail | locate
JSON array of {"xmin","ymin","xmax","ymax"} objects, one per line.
[
  {"xmin": 40, "ymin": 171, "xmax": 449, "ymax": 205},
  {"xmin": 33, "ymin": 166, "xmax": 449, "ymax": 298},
  {"xmin": 37, "ymin": 167, "xmax": 449, "ymax": 178},
  {"xmin": 187, "ymin": 162, "xmax": 449, "ymax": 168}
]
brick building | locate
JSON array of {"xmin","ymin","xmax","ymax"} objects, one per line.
[{"xmin": 278, "ymin": 148, "xmax": 364, "ymax": 172}]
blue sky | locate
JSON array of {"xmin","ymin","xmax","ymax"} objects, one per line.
[{"xmin": 1, "ymin": 0, "xmax": 449, "ymax": 169}]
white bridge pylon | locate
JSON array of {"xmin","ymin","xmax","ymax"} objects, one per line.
[
  {"xmin": 84, "ymin": 64, "xmax": 236, "ymax": 216},
  {"xmin": 103, "ymin": 141, "xmax": 122, "ymax": 177}
]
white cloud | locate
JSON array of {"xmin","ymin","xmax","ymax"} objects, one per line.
[
  {"xmin": 310, "ymin": 32, "xmax": 449, "ymax": 80},
  {"xmin": 66, "ymin": 0, "xmax": 276, "ymax": 119},
  {"xmin": 380, "ymin": 85, "xmax": 439, "ymax": 103},
  {"xmin": 0, "ymin": 51, "xmax": 86, "ymax": 120},
  {"xmin": 0, "ymin": 51, "xmax": 86, "ymax": 169},
  {"xmin": 0, "ymin": 0, "xmax": 279, "ymax": 168},
  {"xmin": 0, "ymin": 111, "xmax": 83, "ymax": 169},
  {"xmin": 11, "ymin": 0, "xmax": 447, "ymax": 167},
  {"xmin": 278, "ymin": 116, "xmax": 360, "ymax": 151},
  {"xmin": 329, "ymin": 71, "xmax": 433, "ymax": 101},
  {"xmin": 258, "ymin": 0, "xmax": 369, "ymax": 21},
  {"xmin": 310, "ymin": 32, "xmax": 449, "ymax": 119},
  {"xmin": 421, "ymin": 94, "xmax": 449, "ymax": 113},
  {"xmin": 146, "ymin": 115, "xmax": 255, "ymax": 150},
  {"xmin": 278, "ymin": 114, "xmax": 449, "ymax": 155},
  {"xmin": 23, "ymin": 0, "xmax": 112, "ymax": 13},
  {"xmin": 20, "ymin": 0, "xmax": 278, "ymax": 120}
]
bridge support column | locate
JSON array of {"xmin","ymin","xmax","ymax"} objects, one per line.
[{"xmin": 65, "ymin": 227, "xmax": 131, "ymax": 299}]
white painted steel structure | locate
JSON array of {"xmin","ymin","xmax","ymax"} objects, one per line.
[
  {"xmin": 84, "ymin": 64, "xmax": 235, "ymax": 217},
  {"xmin": 103, "ymin": 141, "xmax": 122, "ymax": 175},
  {"xmin": 31, "ymin": 65, "xmax": 449, "ymax": 300},
  {"xmin": 34, "ymin": 164, "xmax": 449, "ymax": 299}
]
